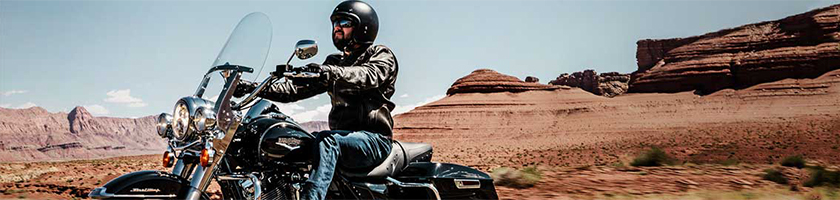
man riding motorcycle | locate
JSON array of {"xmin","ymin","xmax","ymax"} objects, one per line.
[{"xmin": 234, "ymin": 1, "xmax": 397, "ymax": 199}]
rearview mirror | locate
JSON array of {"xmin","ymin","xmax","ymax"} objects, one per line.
[{"xmin": 294, "ymin": 40, "xmax": 318, "ymax": 60}]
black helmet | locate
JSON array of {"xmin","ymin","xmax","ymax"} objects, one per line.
[{"xmin": 330, "ymin": 0, "xmax": 378, "ymax": 51}]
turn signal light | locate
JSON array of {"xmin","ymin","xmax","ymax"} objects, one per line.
[
  {"xmin": 200, "ymin": 148, "xmax": 213, "ymax": 167},
  {"xmin": 162, "ymin": 151, "xmax": 174, "ymax": 167}
]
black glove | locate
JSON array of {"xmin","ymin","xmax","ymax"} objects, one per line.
[
  {"xmin": 293, "ymin": 63, "xmax": 325, "ymax": 75},
  {"xmin": 232, "ymin": 79, "xmax": 258, "ymax": 98},
  {"xmin": 289, "ymin": 63, "xmax": 329, "ymax": 85}
]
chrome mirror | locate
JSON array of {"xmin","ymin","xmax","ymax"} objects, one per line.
[
  {"xmin": 294, "ymin": 40, "xmax": 318, "ymax": 60},
  {"xmin": 285, "ymin": 40, "xmax": 318, "ymax": 66}
]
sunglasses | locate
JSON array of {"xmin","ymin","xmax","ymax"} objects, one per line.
[{"xmin": 333, "ymin": 19, "xmax": 354, "ymax": 28}]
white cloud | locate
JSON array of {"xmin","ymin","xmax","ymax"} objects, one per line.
[
  {"xmin": 84, "ymin": 104, "xmax": 110, "ymax": 115},
  {"xmin": 392, "ymin": 94, "xmax": 445, "ymax": 115},
  {"xmin": 399, "ymin": 94, "xmax": 409, "ymax": 98},
  {"xmin": 2, "ymin": 102, "xmax": 38, "ymax": 109},
  {"xmin": 128, "ymin": 102, "xmax": 148, "ymax": 108},
  {"xmin": 2, "ymin": 90, "xmax": 27, "ymax": 96},
  {"xmin": 17, "ymin": 102, "xmax": 37, "ymax": 108},
  {"xmin": 291, "ymin": 104, "xmax": 331, "ymax": 123},
  {"xmin": 104, "ymin": 89, "xmax": 147, "ymax": 108},
  {"xmin": 274, "ymin": 102, "xmax": 305, "ymax": 115}
]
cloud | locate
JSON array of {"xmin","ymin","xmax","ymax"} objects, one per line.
[
  {"xmin": 399, "ymin": 94, "xmax": 409, "ymax": 98},
  {"xmin": 84, "ymin": 104, "xmax": 110, "ymax": 115},
  {"xmin": 104, "ymin": 89, "xmax": 147, "ymax": 108},
  {"xmin": 392, "ymin": 94, "xmax": 445, "ymax": 115},
  {"xmin": 2, "ymin": 90, "xmax": 27, "ymax": 96},
  {"xmin": 274, "ymin": 102, "xmax": 305, "ymax": 115},
  {"xmin": 291, "ymin": 104, "xmax": 331, "ymax": 123},
  {"xmin": 16, "ymin": 102, "xmax": 37, "ymax": 109},
  {"xmin": 1, "ymin": 102, "xmax": 38, "ymax": 109}
]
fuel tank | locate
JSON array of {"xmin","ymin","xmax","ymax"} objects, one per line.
[
  {"xmin": 238, "ymin": 100, "xmax": 315, "ymax": 163},
  {"xmin": 252, "ymin": 117, "xmax": 313, "ymax": 161}
]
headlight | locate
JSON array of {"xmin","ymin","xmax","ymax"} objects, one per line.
[
  {"xmin": 156, "ymin": 113, "xmax": 173, "ymax": 138},
  {"xmin": 193, "ymin": 107, "xmax": 216, "ymax": 133},
  {"xmin": 172, "ymin": 101, "xmax": 192, "ymax": 141}
]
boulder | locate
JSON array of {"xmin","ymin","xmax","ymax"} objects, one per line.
[
  {"xmin": 630, "ymin": 5, "xmax": 840, "ymax": 94},
  {"xmin": 549, "ymin": 70, "xmax": 630, "ymax": 97},
  {"xmin": 525, "ymin": 76, "xmax": 540, "ymax": 83}
]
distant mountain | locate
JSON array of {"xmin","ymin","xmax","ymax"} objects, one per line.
[
  {"xmin": 0, "ymin": 106, "xmax": 163, "ymax": 162},
  {"xmin": 300, "ymin": 121, "xmax": 329, "ymax": 133}
]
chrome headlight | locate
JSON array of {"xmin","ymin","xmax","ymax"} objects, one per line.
[
  {"xmin": 193, "ymin": 107, "xmax": 217, "ymax": 133},
  {"xmin": 172, "ymin": 101, "xmax": 192, "ymax": 141},
  {"xmin": 156, "ymin": 113, "xmax": 173, "ymax": 138}
]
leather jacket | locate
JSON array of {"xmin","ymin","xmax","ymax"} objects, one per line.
[{"xmin": 241, "ymin": 44, "xmax": 398, "ymax": 136}]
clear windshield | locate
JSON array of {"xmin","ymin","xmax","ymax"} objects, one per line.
[{"xmin": 199, "ymin": 12, "xmax": 272, "ymax": 101}]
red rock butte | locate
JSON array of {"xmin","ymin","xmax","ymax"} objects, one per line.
[
  {"xmin": 631, "ymin": 4, "xmax": 840, "ymax": 94},
  {"xmin": 446, "ymin": 69, "xmax": 566, "ymax": 95}
]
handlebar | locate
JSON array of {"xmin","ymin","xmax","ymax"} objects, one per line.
[
  {"xmin": 232, "ymin": 75, "xmax": 277, "ymax": 110},
  {"xmin": 231, "ymin": 71, "xmax": 320, "ymax": 110},
  {"xmin": 282, "ymin": 71, "xmax": 321, "ymax": 78}
]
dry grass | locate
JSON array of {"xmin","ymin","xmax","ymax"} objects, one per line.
[{"xmin": 491, "ymin": 166, "xmax": 542, "ymax": 189}]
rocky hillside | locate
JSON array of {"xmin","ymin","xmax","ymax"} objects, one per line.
[
  {"xmin": 395, "ymin": 68, "xmax": 840, "ymax": 169},
  {"xmin": 446, "ymin": 69, "xmax": 564, "ymax": 95},
  {"xmin": 630, "ymin": 4, "xmax": 840, "ymax": 94},
  {"xmin": 0, "ymin": 106, "xmax": 163, "ymax": 162},
  {"xmin": 300, "ymin": 121, "xmax": 330, "ymax": 133}
]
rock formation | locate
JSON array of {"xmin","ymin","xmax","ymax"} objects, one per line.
[
  {"xmin": 395, "ymin": 67, "xmax": 840, "ymax": 168},
  {"xmin": 446, "ymin": 69, "xmax": 564, "ymax": 95},
  {"xmin": 525, "ymin": 76, "xmax": 540, "ymax": 83},
  {"xmin": 68, "ymin": 106, "xmax": 97, "ymax": 134},
  {"xmin": 0, "ymin": 106, "xmax": 162, "ymax": 162},
  {"xmin": 630, "ymin": 4, "xmax": 840, "ymax": 94},
  {"xmin": 549, "ymin": 70, "xmax": 631, "ymax": 97}
]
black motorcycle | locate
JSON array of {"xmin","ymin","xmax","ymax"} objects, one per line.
[{"xmin": 88, "ymin": 12, "xmax": 498, "ymax": 200}]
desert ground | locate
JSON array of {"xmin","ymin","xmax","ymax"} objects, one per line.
[{"xmin": 0, "ymin": 70, "xmax": 837, "ymax": 199}]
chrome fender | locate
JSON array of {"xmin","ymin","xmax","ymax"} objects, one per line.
[{"xmin": 88, "ymin": 170, "xmax": 191, "ymax": 199}]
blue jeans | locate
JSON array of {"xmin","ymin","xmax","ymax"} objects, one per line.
[{"xmin": 302, "ymin": 130, "xmax": 392, "ymax": 200}]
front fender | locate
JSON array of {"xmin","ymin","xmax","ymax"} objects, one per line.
[{"xmin": 89, "ymin": 170, "xmax": 192, "ymax": 199}]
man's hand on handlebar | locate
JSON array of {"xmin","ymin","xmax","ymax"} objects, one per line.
[
  {"xmin": 233, "ymin": 79, "xmax": 258, "ymax": 98},
  {"xmin": 286, "ymin": 63, "xmax": 329, "ymax": 85}
]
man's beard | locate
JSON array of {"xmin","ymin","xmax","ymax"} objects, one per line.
[{"xmin": 333, "ymin": 32, "xmax": 352, "ymax": 52}]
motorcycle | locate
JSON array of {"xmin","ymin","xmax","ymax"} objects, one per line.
[{"xmin": 88, "ymin": 12, "xmax": 498, "ymax": 200}]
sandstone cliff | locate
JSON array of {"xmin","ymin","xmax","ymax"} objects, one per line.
[
  {"xmin": 631, "ymin": 4, "xmax": 840, "ymax": 94},
  {"xmin": 0, "ymin": 106, "xmax": 163, "ymax": 162},
  {"xmin": 446, "ymin": 69, "xmax": 565, "ymax": 95}
]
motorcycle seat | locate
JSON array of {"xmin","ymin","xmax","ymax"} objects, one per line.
[{"xmin": 340, "ymin": 141, "xmax": 432, "ymax": 179}]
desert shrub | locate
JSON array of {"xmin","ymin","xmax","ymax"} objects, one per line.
[
  {"xmin": 491, "ymin": 167, "xmax": 542, "ymax": 188},
  {"xmin": 630, "ymin": 147, "xmax": 672, "ymax": 167},
  {"xmin": 762, "ymin": 169, "xmax": 788, "ymax": 184},
  {"xmin": 720, "ymin": 159, "xmax": 740, "ymax": 166},
  {"xmin": 781, "ymin": 155, "xmax": 806, "ymax": 168},
  {"xmin": 803, "ymin": 167, "xmax": 840, "ymax": 188}
]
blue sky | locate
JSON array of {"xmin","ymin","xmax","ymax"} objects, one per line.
[{"xmin": 1, "ymin": 0, "xmax": 836, "ymax": 120}]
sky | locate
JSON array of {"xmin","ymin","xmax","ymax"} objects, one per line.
[{"xmin": 1, "ymin": 0, "xmax": 836, "ymax": 121}]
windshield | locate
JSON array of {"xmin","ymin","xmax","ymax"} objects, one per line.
[{"xmin": 198, "ymin": 12, "xmax": 272, "ymax": 101}]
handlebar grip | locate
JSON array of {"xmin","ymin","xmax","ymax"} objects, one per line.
[{"xmin": 282, "ymin": 71, "xmax": 321, "ymax": 78}]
